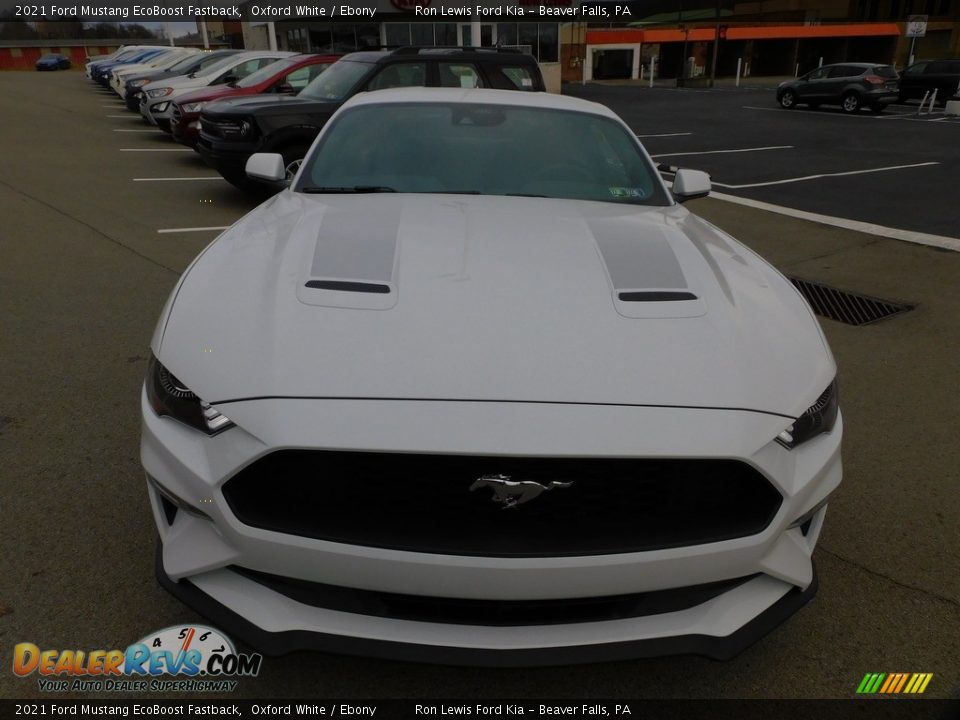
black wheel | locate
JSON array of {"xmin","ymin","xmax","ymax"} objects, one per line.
[
  {"xmin": 841, "ymin": 92, "xmax": 861, "ymax": 114},
  {"xmin": 779, "ymin": 89, "xmax": 798, "ymax": 109}
]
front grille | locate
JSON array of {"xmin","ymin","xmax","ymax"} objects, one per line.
[
  {"xmin": 232, "ymin": 566, "xmax": 759, "ymax": 626},
  {"xmin": 222, "ymin": 451, "xmax": 782, "ymax": 557},
  {"xmin": 200, "ymin": 118, "xmax": 243, "ymax": 139},
  {"xmin": 171, "ymin": 105, "xmax": 182, "ymax": 124}
]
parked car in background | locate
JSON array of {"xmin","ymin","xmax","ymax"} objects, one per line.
[
  {"xmin": 197, "ymin": 47, "xmax": 545, "ymax": 189},
  {"xmin": 140, "ymin": 51, "xmax": 294, "ymax": 133},
  {"xmin": 92, "ymin": 48, "xmax": 169, "ymax": 86},
  {"xmin": 110, "ymin": 47, "xmax": 198, "ymax": 98},
  {"xmin": 36, "ymin": 54, "xmax": 70, "ymax": 71},
  {"xmin": 146, "ymin": 87, "xmax": 842, "ymax": 664},
  {"xmin": 898, "ymin": 59, "xmax": 960, "ymax": 104},
  {"xmin": 171, "ymin": 54, "xmax": 340, "ymax": 149},
  {"xmin": 121, "ymin": 50, "xmax": 243, "ymax": 113},
  {"xmin": 85, "ymin": 45, "xmax": 153, "ymax": 80},
  {"xmin": 776, "ymin": 63, "xmax": 899, "ymax": 113}
]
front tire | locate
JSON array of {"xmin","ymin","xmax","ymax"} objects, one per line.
[
  {"xmin": 779, "ymin": 89, "xmax": 798, "ymax": 109},
  {"xmin": 841, "ymin": 92, "xmax": 862, "ymax": 114}
]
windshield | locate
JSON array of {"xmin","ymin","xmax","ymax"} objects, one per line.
[
  {"xmin": 298, "ymin": 60, "xmax": 371, "ymax": 101},
  {"xmin": 235, "ymin": 58, "xmax": 298, "ymax": 88},
  {"xmin": 297, "ymin": 103, "xmax": 669, "ymax": 206},
  {"xmin": 167, "ymin": 54, "xmax": 204, "ymax": 73},
  {"xmin": 192, "ymin": 54, "xmax": 246, "ymax": 79}
]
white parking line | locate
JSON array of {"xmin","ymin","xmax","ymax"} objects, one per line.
[
  {"xmin": 742, "ymin": 105, "xmax": 949, "ymax": 122},
  {"xmin": 157, "ymin": 226, "xmax": 230, "ymax": 234},
  {"xmin": 635, "ymin": 132, "xmax": 693, "ymax": 138},
  {"xmin": 651, "ymin": 145, "xmax": 792, "ymax": 158},
  {"xmin": 113, "ymin": 129, "xmax": 162, "ymax": 133},
  {"xmin": 106, "ymin": 114, "xmax": 134, "ymax": 118},
  {"xmin": 710, "ymin": 191, "xmax": 960, "ymax": 252},
  {"xmin": 712, "ymin": 162, "xmax": 939, "ymax": 189},
  {"xmin": 134, "ymin": 177, "xmax": 224, "ymax": 182},
  {"xmin": 119, "ymin": 148, "xmax": 194, "ymax": 152}
]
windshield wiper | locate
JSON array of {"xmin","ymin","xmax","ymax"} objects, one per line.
[{"xmin": 300, "ymin": 186, "xmax": 396, "ymax": 194}]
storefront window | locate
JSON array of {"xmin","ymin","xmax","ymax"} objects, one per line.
[
  {"xmin": 333, "ymin": 24, "xmax": 357, "ymax": 52},
  {"xmin": 537, "ymin": 23, "xmax": 559, "ymax": 62},
  {"xmin": 357, "ymin": 24, "xmax": 381, "ymax": 49},
  {"xmin": 411, "ymin": 24, "xmax": 435, "ymax": 46},
  {"xmin": 309, "ymin": 27, "xmax": 332, "ymax": 53},
  {"xmin": 519, "ymin": 23, "xmax": 538, "ymax": 56},
  {"xmin": 496, "ymin": 23, "xmax": 518, "ymax": 47},
  {"xmin": 436, "ymin": 24, "xmax": 457, "ymax": 45},
  {"xmin": 384, "ymin": 23, "xmax": 411, "ymax": 47}
]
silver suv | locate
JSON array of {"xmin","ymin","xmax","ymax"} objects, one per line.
[{"xmin": 776, "ymin": 63, "xmax": 899, "ymax": 114}]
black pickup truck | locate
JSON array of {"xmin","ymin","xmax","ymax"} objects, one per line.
[{"xmin": 196, "ymin": 47, "xmax": 546, "ymax": 190}]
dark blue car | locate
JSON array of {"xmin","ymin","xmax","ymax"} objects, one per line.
[
  {"xmin": 92, "ymin": 48, "xmax": 167, "ymax": 86},
  {"xmin": 36, "ymin": 54, "xmax": 71, "ymax": 71}
]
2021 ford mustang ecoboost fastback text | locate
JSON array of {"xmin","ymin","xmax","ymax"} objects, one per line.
[{"xmin": 141, "ymin": 88, "xmax": 842, "ymax": 665}]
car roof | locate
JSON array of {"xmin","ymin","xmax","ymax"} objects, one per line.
[
  {"xmin": 824, "ymin": 62, "xmax": 889, "ymax": 68},
  {"xmin": 341, "ymin": 47, "xmax": 538, "ymax": 64},
  {"xmin": 339, "ymin": 87, "xmax": 618, "ymax": 119}
]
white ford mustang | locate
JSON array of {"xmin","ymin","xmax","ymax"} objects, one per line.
[{"xmin": 142, "ymin": 88, "xmax": 842, "ymax": 665}]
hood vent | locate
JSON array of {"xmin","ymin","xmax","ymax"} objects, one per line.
[
  {"xmin": 306, "ymin": 280, "xmax": 391, "ymax": 294},
  {"xmin": 618, "ymin": 291, "xmax": 698, "ymax": 302}
]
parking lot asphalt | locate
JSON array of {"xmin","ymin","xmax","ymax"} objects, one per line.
[
  {"xmin": 1, "ymin": 71, "xmax": 958, "ymax": 701},
  {"xmin": 565, "ymin": 82, "xmax": 960, "ymax": 244}
]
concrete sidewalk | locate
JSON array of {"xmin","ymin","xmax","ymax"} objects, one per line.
[{"xmin": 581, "ymin": 75, "xmax": 795, "ymax": 90}]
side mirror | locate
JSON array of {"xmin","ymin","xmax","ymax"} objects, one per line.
[
  {"xmin": 672, "ymin": 169, "xmax": 711, "ymax": 202},
  {"xmin": 246, "ymin": 153, "xmax": 286, "ymax": 183},
  {"xmin": 220, "ymin": 74, "xmax": 238, "ymax": 84}
]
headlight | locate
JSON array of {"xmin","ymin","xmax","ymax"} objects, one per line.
[
  {"xmin": 147, "ymin": 87, "xmax": 173, "ymax": 98},
  {"xmin": 182, "ymin": 101, "xmax": 207, "ymax": 114},
  {"xmin": 145, "ymin": 355, "xmax": 234, "ymax": 435},
  {"xmin": 776, "ymin": 379, "xmax": 838, "ymax": 450},
  {"xmin": 129, "ymin": 79, "xmax": 148, "ymax": 88}
]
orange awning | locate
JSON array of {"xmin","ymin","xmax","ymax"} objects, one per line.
[{"xmin": 586, "ymin": 23, "xmax": 901, "ymax": 45}]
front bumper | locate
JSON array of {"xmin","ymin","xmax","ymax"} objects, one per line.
[
  {"xmin": 171, "ymin": 114, "xmax": 202, "ymax": 148},
  {"xmin": 157, "ymin": 543, "xmax": 819, "ymax": 665},
  {"xmin": 142, "ymin": 98, "xmax": 174, "ymax": 132},
  {"xmin": 142, "ymin": 390, "xmax": 842, "ymax": 664}
]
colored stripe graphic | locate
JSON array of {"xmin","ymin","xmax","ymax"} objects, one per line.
[{"xmin": 857, "ymin": 673, "xmax": 933, "ymax": 694}]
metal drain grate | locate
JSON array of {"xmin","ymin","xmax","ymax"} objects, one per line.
[{"xmin": 789, "ymin": 277, "xmax": 914, "ymax": 326}]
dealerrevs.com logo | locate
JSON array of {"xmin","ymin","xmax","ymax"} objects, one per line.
[{"xmin": 13, "ymin": 625, "xmax": 262, "ymax": 693}]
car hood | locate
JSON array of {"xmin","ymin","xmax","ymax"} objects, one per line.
[
  {"xmin": 156, "ymin": 194, "xmax": 834, "ymax": 419},
  {"xmin": 204, "ymin": 94, "xmax": 332, "ymax": 115},
  {"xmin": 175, "ymin": 84, "xmax": 246, "ymax": 105},
  {"xmin": 144, "ymin": 74, "xmax": 215, "ymax": 94}
]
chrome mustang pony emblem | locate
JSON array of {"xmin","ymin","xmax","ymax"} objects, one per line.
[{"xmin": 469, "ymin": 474, "xmax": 573, "ymax": 509}]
